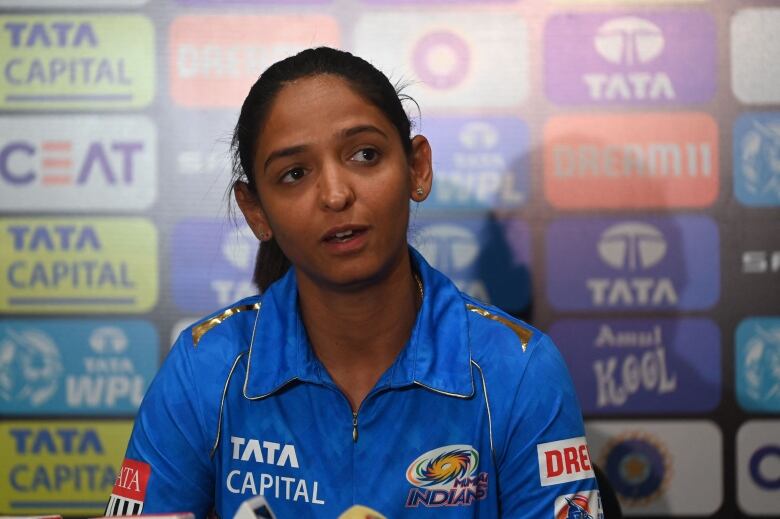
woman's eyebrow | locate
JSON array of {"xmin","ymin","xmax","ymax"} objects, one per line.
[
  {"xmin": 341, "ymin": 125, "xmax": 389, "ymax": 139},
  {"xmin": 264, "ymin": 144, "xmax": 308, "ymax": 172}
]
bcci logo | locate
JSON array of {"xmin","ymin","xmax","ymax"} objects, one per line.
[{"xmin": 405, "ymin": 444, "xmax": 488, "ymax": 508}]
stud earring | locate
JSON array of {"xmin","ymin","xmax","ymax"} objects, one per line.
[
  {"xmin": 258, "ymin": 231, "xmax": 266, "ymax": 241},
  {"xmin": 415, "ymin": 186, "xmax": 424, "ymax": 197}
]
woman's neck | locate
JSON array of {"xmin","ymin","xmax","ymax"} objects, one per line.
[{"xmin": 295, "ymin": 253, "xmax": 420, "ymax": 411}]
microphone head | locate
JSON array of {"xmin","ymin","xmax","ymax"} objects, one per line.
[
  {"xmin": 337, "ymin": 505, "xmax": 387, "ymax": 519},
  {"xmin": 232, "ymin": 496, "xmax": 276, "ymax": 519}
]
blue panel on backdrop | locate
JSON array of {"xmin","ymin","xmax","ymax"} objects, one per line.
[
  {"xmin": 734, "ymin": 112, "xmax": 780, "ymax": 206},
  {"xmin": 736, "ymin": 317, "xmax": 780, "ymax": 412},
  {"xmin": 546, "ymin": 216, "xmax": 719, "ymax": 311},
  {"xmin": 410, "ymin": 216, "xmax": 531, "ymax": 312},
  {"xmin": 421, "ymin": 116, "xmax": 530, "ymax": 209},
  {"xmin": 551, "ymin": 318, "xmax": 721, "ymax": 414},
  {"xmin": 0, "ymin": 320, "xmax": 158, "ymax": 415}
]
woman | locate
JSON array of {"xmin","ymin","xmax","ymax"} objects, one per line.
[{"xmin": 107, "ymin": 47, "xmax": 600, "ymax": 518}]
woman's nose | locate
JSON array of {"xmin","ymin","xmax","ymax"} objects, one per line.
[{"xmin": 318, "ymin": 163, "xmax": 355, "ymax": 211}]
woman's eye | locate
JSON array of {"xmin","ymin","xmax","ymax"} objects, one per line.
[
  {"xmin": 350, "ymin": 148, "xmax": 379, "ymax": 163},
  {"xmin": 280, "ymin": 167, "xmax": 306, "ymax": 184}
]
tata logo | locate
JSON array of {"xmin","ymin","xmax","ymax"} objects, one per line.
[
  {"xmin": 546, "ymin": 216, "xmax": 719, "ymax": 311},
  {"xmin": 10, "ymin": 427, "xmax": 103, "ymax": 454},
  {"xmin": 736, "ymin": 318, "xmax": 780, "ymax": 413},
  {"xmin": 425, "ymin": 117, "xmax": 529, "ymax": 209},
  {"xmin": 0, "ymin": 116, "xmax": 156, "ymax": 211},
  {"xmin": 171, "ymin": 220, "xmax": 258, "ymax": 312},
  {"xmin": 589, "ymin": 222, "xmax": 675, "ymax": 307},
  {"xmin": 734, "ymin": 113, "xmax": 780, "ymax": 206},
  {"xmin": 415, "ymin": 224, "xmax": 487, "ymax": 302},
  {"xmin": 544, "ymin": 12, "xmax": 715, "ymax": 105}
]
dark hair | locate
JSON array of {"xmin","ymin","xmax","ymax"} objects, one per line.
[{"xmin": 230, "ymin": 47, "xmax": 415, "ymax": 292}]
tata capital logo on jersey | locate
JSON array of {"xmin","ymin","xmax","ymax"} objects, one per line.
[
  {"xmin": 0, "ymin": 15, "xmax": 154, "ymax": 109},
  {"xmin": 546, "ymin": 216, "xmax": 719, "ymax": 311},
  {"xmin": 734, "ymin": 113, "xmax": 780, "ymax": 206},
  {"xmin": 424, "ymin": 117, "xmax": 529, "ymax": 209},
  {"xmin": 544, "ymin": 113, "xmax": 719, "ymax": 209},
  {"xmin": 0, "ymin": 116, "xmax": 156, "ymax": 211},
  {"xmin": 412, "ymin": 218, "xmax": 531, "ymax": 312},
  {"xmin": 736, "ymin": 318, "xmax": 780, "ymax": 413},
  {"xmin": 169, "ymin": 15, "xmax": 339, "ymax": 107},
  {"xmin": 405, "ymin": 445, "xmax": 488, "ymax": 508},
  {"xmin": 545, "ymin": 13, "xmax": 715, "ymax": 104}
]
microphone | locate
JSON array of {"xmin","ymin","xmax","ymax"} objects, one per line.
[
  {"xmin": 337, "ymin": 505, "xmax": 387, "ymax": 519},
  {"xmin": 232, "ymin": 495, "xmax": 277, "ymax": 519}
]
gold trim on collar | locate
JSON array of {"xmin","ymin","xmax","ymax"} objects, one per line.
[
  {"xmin": 466, "ymin": 304, "xmax": 532, "ymax": 352},
  {"xmin": 192, "ymin": 302, "xmax": 261, "ymax": 347}
]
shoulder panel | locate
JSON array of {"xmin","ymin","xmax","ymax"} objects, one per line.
[
  {"xmin": 191, "ymin": 301, "xmax": 261, "ymax": 347},
  {"xmin": 466, "ymin": 303, "xmax": 533, "ymax": 352}
]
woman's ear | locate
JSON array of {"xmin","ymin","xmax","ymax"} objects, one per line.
[
  {"xmin": 409, "ymin": 135, "xmax": 433, "ymax": 202},
  {"xmin": 234, "ymin": 181, "xmax": 273, "ymax": 242}
]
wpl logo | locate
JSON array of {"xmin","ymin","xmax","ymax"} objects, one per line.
[{"xmin": 734, "ymin": 113, "xmax": 780, "ymax": 206}]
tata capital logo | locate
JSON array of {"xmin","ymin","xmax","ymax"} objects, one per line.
[
  {"xmin": 735, "ymin": 116, "xmax": 780, "ymax": 206},
  {"xmin": 589, "ymin": 222, "xmax": 677, "ymax": 307},
  {"xmin": 0, "ymin": 328, "xmax": 63, "ymax": 406},
  {"xmin": 412, "ymin": 30, "xmax": 470, "ymax": 90},
  {"xmin": 404, "ymin": 445, "xmax": 488, "ymax": 508}
]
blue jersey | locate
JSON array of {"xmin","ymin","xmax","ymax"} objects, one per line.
[{"xmin": 107, "ymin": 249, "xmax": 601, "ymax": 518}]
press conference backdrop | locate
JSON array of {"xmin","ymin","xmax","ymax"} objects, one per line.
[{"xmin": 0, "ymin": 0, "xmax": 777, "ymax": 517}]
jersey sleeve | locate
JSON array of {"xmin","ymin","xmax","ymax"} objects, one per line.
[
  {"xmin": 497, "ymin": 334, "xmax": 601, "ymax": 518},
  {"xmin": 106, "ymin": 333, "xmax": 215, "ymax": 518}
]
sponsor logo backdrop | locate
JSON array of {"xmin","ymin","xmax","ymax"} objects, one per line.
[{"xmin": 0, "ymin": 1, "xmax": 778, "ymax": 517}]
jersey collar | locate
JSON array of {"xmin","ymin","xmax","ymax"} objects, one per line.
[{"xmin": 243, "ymin": 247, "xmax": 474, "ymax": 400}]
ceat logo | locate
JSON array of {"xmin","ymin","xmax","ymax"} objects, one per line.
[
  {"xmin": 555, "ymin": 490, "xmax": 604, "ymax": 519},
  {"xmin": 597, "ymin": 222, "xmax": 666, "ymax": 272},
  {"xmin": 594, "ymin": 17, "xmax": 664, "ymax": 66},
  {"xmin": 537, "ymin": 437, "xmax": 595, "ymax": 486}
]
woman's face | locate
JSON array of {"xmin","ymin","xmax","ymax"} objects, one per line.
[{"xmin": 237, "ymin": 74, "xmax": 432, "ymax": 290}]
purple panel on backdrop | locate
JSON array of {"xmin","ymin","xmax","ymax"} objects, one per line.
[
  {"xmin": 177, "ymin": 0, "xmax": 327, "ymax": 3},
  {"xmin": 170, "ymin": 220, "xmax": 257, "ymax": 313},
  {"xmin": 363, "ymin": 0, "xmax": 513, "ymax": 3},
  {"xmin": 545, "ymin": 216, "xmax": 719, "ymax": 311},
  {"xmin": 551, "ymin": 318, "xmax": 721, "ymax": 414},
  {"xmin": 544, "ymin": 12, "xmax": 716, "ymax": 104}
]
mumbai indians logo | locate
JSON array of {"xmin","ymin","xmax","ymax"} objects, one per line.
[{"xmin": 405, "ymin": 445, "xmax": 488, "ymax": 508}]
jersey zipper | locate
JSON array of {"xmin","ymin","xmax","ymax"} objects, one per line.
[{"xmin": 352, "ymin": 411, "xmax": 358, "ymax": 443}]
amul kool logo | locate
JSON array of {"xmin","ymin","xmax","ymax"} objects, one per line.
[
  {"xmin": 0, "ymin": 15, "xmax": 154, "ymax": 110},
  {"xmin": 545, "ymin": 13, "xmax": 715, "ymax": 104},
  {"xmin": 0, "ymin": 421, "xmax": 132, "ymax": 515},
  {"xmin": 0, "ymin": 320, "xmax": 158, "ymax": 415},
  {"xmin": 170, "ymin": 220, "xmax": 258, "ymax": 312},
  {"xmin": 0, "ymin": 218, "xmax": 158, "ymax": 313},
  {"xmin": 544, "ymin": 113, "xmax": 718, "ymax": 209},
  {"xmin": 169, "ymin": 15, "xmax": 339, "ymax": 107},
  {"xmin": 551, "ymin": 319, "xmax": 721, "ymax": 414},
  {"xmin": 411, "ymin": 217, "xmax": 531, "ymax": 312},
  {"xmin": 353, "ymin": 12, "xmax": 528, "ymax": 109},
  {"xmin": 546, "ymin": 216, "xmax": 719, "ymax": 311},
  {"xmin": 0, "ymin": 116, "xmax": 156, "ymax": 211},
  {"xmin": 422, "ymin": 117, "xmax": 529, "ymax": 209},
  {"xmin": 734, "ymin": 113, "xmax": 780, "ymax": 206}
]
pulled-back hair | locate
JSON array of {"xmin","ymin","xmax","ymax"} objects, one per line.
[{"xmin": 230, "ymin": 47, "xmax": 415, "ymax": 292}]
